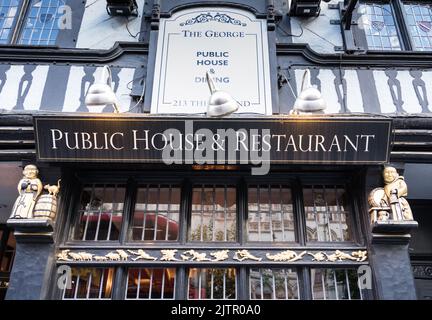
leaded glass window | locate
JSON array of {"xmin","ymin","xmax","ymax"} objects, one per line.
[
  {"xmin": 304, "ymin": 186, "xmax": 352, "ymax": 242},
  {"xmin": 188, "ymin": 268, "xmax": 237, "ymax": 300},
  {"xmin": 0, "ymin": 0, "xmax": 20, "ymax": 44},
  {"xmin": 131, "ymin": 185, "xmax": 181, "ymax": 241},
  {"xmin": 19, "ymin": 0, "xmax": 65, "ymax": 45},
  {"xmin": 358, "ymin": 2, "xmax": 402, "ymax": 50},
  {"xmin": 189, "ymin": 185, "xmax": 237, "ymax": 242},
  {"xmin": 72, "ymin": 184, "xmax": 125, "ymax": 241},
  {"xmin": 126, "ymin": 268, "xmax": 176, "ymax": 300},
  {"xmin": 311, "ymin": 268, "xmax": 363, "ymax": 300},
  {"xmin": 247, "ymin": 185, "xmax": 295, "ymax": 242},
  {"xmin": 404, "ymin": 3, "xmax": 432, "ymax": 51},
  {"xmin": 62, "ymin": 268, "xmax": 115, "ymax": 300},
  {"xmin": 249, "ymin": 268, "xmax": 299, "ymax": 300}
]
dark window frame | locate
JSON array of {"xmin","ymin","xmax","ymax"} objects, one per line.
[
  {"xmin": 54, "ymin": 170, "xmax": 370, "ymax": 300},
  {"xmin": 342, "ymin": 0, "xmax": 432, "ymax": 52},
  {"xmin": 0, "ymin": 0, "xmax": 83, "ymax": 47}
]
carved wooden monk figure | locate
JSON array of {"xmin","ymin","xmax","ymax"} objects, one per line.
[
  {"xmin": 382, "ymin": 166, "xmax": 413, "ymax": 221},
  {"xmin": 10, "ymin": 165, "xmax": 43, "ymax": 219}
]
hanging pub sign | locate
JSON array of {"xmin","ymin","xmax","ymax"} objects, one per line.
[
  {"xmin": 34, "ymin": 116, "xmax": 392, "ymax": 174},
  {"xmin": 150, "ymin": 7, "xmax": 272, "ymax": 115}
]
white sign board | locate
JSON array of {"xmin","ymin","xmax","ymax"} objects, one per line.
[{"xmin": 151, "ymin": 8, "xmax": 272, "ymax": 115}]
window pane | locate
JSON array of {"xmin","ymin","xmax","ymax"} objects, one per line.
[
  {"xmin": 0, "ymin": 231, "xmax": 15, "ymax": 272},
  {"xmin": 304, "ymin": 186, "xmax": 352, "ymax": 242},
  {"xmin": 358, "ymin": 2, "xmax": 402, "ymax": 50},
  {"xmin": 311, "ymin": 268, "xmax": 362, "ymax": 300},
  {"xmin": 18, "ymin": 0, "xmax": 64, "ymax": 45},
  {"xmin": 72, "ymin": 184, "xmax": 125, "ymax": 241},
  {"xmin": 247, "ymin": 185, "xmax": 295, "ymax": 242},
  {"xmin": 249, "ymin": 268, "xmax": 299, "ymax": 300},
  {"xmin": 131, "ymin": 185, "xmax": 180, "ymax": 241},
  {"xmin": 188, "ymin": 268, "xmax": 236, "ymax": 300},
  {"xmin": 126, "ymin": 268, "xmax": 176, "ymax": 300},
  {"xmin": 0, "ymin": 0, "xmax": 20, "ymax": 44},
  {"xmin": 404, "ymin": 3, "xmax": 432, "ymax": 51},
  {"xmin": 189, "ymin": 185, "xmax": 236, "ymax": 242},
  {"xmin": 63, "ymin": 268, "xmax": 114, "ymax": 300}
]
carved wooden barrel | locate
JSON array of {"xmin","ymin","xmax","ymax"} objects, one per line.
[
  {"xmin": 368, "ymin": 188, "xmax": 385, "ymax": 207},
  {"xmin": 33, "ymin": 195, "xmax": 57, "ymax": 219}
]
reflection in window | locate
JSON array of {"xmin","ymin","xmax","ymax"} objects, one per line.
[
  {"xmin": 311, "ymin": 268, "xmax": 362, "ymax": 300},
  {"xmin": 19, "ymin": 0, "xmax": 65, "ymax": 45},
  {"xmin": 0, "ymin": 0, "xmax": 20, "ymax": 44},
  {"xmin": 131, "ymin": 185, "xmax": 180, "ymax": 241},
  {"xmin": 189, "ymin": 185, "xmax": 236, "ymax": 242},
  {"xmin": 303, "ymin": 186, "xmax": 351, "ymax": 242},
  {"xmin": 188, "ymin": 268, "xmax": 236, "ymax": 300},
  {"xmin": 126, "ymin": 268, "xmax": 176, "ymax": 299},
  {"xmin": 0, "ymin": 230, "xmax": 15, "ymax": 272},
  {"xmin": 358, "ymin": 3, "xmax": 401, "ymax": 50},
  {"xmin": 248, "ymin": 185, "xmax": 295, "ymax": 242},
  {"xmin": 404, "ymin": 3, "xmax": 432, "ymax": 51},
  {"xmin": 249, "ymin": 268, "xmax": 299, "ymax": 300},
  {"xmin": 73, "ymin": 184, "xmax": 125, "ymax": 241},
  {"xmin": 62, "ymin": 268, "xmax": 115, "ymax": 299}
]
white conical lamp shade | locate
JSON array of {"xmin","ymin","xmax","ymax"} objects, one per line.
[
  {"xmin": 293, "ymin": 69, "xmax": 326, "ymax": 113},
  {"xmin": 85, "ymin": 66, "xmax": 120, "ymax": 113},
  {"xmin": 206, "ymin": 72, "xmax": 239, "ymax": 117}
]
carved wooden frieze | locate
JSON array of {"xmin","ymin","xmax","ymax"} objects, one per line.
[{"xmin": 57, "ymin": 249, "xmax": 368, "ymax": 264}]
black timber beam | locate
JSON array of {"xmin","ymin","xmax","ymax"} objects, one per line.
[
  {"xmin": 0, "ymin": 42, "xmax": 148, "ymax": 64},
  {"xmin": 276, "ymin": 43, "xmax": 432, "ymax": 68}
]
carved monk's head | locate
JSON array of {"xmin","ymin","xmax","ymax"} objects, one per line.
[
  {"xmin": 383, "ymin": 166, "xmax": 398, "ymax": 184},
  {"xmin": 23, "ymin": 165, "xmax": 38, "ymax": 179}
]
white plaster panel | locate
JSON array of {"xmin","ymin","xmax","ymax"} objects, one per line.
[
  {"xmin": 294, "ymin": 68, "xmax": 305, "ymax": 97},
  {"xmin": 62, "ymin": 66, "xmax": 85, "ymax": 112},
  {"xmin": 115, "ymin": 68, "xmax": 135, "ymax": 112},
  {"xmin": 317, "ymin": 69, "xmax": 341, "ymax": 114},
  {"xmin": 397, "ymin": 71, "xmax": 422, "ymax": 113},
  {"xmin": 76, "ymin": 0, "xmax": 145, "ymax": 50},
  {"xmin": 420, "ymin": 71, "xmax": 432, "ymax": 112},
  {"xmin": 291, "ymin": 0, "xmax": 343, "ymax": 54},
  {"xmin": 24, "ymin": 66, "xmax": 49, "ymax": 111},
  {"xmin": 373, "ymin": 70, "xmax": 396, "ymax": 113},
  {"xmin": 344, "ymin": 70, "xmax": 364, "ymax": 113},
  {"xmin": 0, "ymin": 66, "xmax": 25, "ymax": 110}
]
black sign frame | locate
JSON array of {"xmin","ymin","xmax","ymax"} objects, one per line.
[{"xmin": 34, "ymin": 116, "xmax": 393, "ymax": 165}]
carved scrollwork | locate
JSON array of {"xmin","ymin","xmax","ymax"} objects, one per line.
[
  {"xmin": 180, "ymin": 13, "xmax": 247, "ymax": 27},
  {"xmin": 182, "ymin": 250, "xmax": 211, "ymax": 261},
  {"xmin": 160, "ymin": 249, "xmax": 180, "ymax": 261},
  {"xmin": 57, "ymin": 249, "xmax": 368, "ymax": 263},
  {"xmin": 233, "ymin": 250, "xmax": 262, "ymax": 262},
  {"xmin": 266, "ymin": 250, "xmax": 307, "ymax": 262},
  {"xmin": 210, "ymin": 250, "xmax": 230, "ymax": 262},
  {"xmin": 128, "ymin": 249, "xmax": 157, "ymax": 261},
  {"xmin": 308, "ymin": 250, "xmax": 368, "ymax": 262}
]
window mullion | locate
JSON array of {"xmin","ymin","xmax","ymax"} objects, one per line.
[
  {"xmin": 121, "ymin": 178, "xmax": 136, "ymax": 244},
  {"xmin": 10, "ymin": 0, "xmax": 31, "ymax": 44},
  {"xmin": 292, "ymin": 178, "xmax": 306, "ymax": 246},
  {"xmin": 393, "ymin": 0, "xmax": 414, "ymax": 50}
]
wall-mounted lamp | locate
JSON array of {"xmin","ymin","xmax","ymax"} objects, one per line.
[
  {"xmin": 106, "ymin": 0, "xmax": 138, "ymax": 16},
  {"xmin": 206, "ymin": 71, "xmax": 239, "ymax": 117},
  {"xmin": 290, "ymin": 0, "xmax": 331, "ymax": 17},
  {"xmin": 85, "ymin": 66, "xmax": 120, "ymax": 113},
  {"xmin": 292, "ymin": 69, "xmax": 326, "ymax": 114}
]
